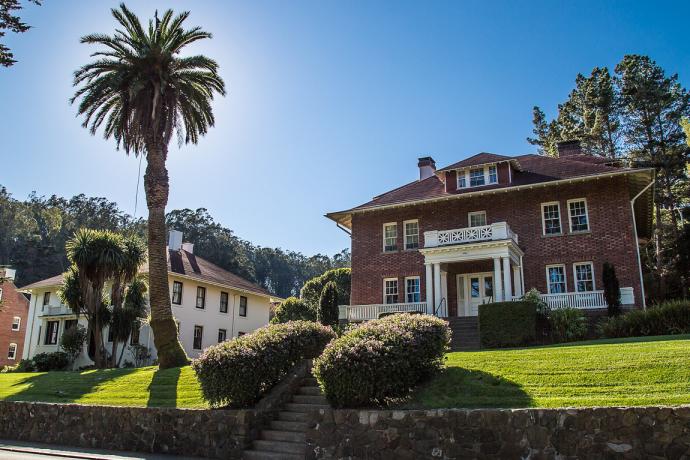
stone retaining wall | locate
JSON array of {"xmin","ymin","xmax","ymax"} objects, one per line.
[
  {"xmin": 305, "ymin": 406, "xmax": 690, "ymax": 459},
  {"xmin": 0, "ymin": 401, "xmax": 256, "ymax": 458}
]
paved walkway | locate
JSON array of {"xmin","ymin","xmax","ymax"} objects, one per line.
[{"xmin": 0, "ymin": 440, "xmax": 206, "ymax": 460}]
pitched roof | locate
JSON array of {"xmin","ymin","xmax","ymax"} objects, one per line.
[
  {"xmin": 326, "ymin": 152, "xmax": 654, "ymax": 229},
  {"xmin": 436, "ymin": 152, "xmax": 515, "ymax": 172},
  {"xmin": 19, "ymin": 250, "xmax": 275, "ymax": 299}
]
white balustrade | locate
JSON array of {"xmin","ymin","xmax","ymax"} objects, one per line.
[
  {"xmin": 344, "ymin": 302, "xmax": 428, "ymax": 321},
  {"xmin": 40, "ymin": 305, "xmax": 74, "ymax": 317},
  {"xmin": 424, "ymin": 222, "xmax": 518, "ymax": 248}
]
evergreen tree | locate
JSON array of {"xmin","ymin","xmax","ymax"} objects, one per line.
[
  {"xmin": 602, "ymin": 262, "xmax": 621, "ymax": 317},
  {"xmin": 615, "ymin": 54, "xmax": 690, "ymax": 297},
  {"xmin": 317, "ymin": 281, "xmax": 339, "ymax": 327},
  {"xmin": 527, "ymin": 106, "xmax": 559, "ymax": 156}
]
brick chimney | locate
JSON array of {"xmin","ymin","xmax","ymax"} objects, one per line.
[
  {"xmin": 556, "ymin": 140, "xmax": 583, "ymax": 157},
  {"xmin": 418, "ymin": 157, "xmax": 436, "ymax": 180}
]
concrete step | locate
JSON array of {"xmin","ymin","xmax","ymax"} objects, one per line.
[
  {"xmin": 262, "ymin": 430, "xmax": 306, "ymax": 443},
  {"xmin": 298, "ymin": 386, "xmax": 322, "ymax": 396},
  {"xmin": 302, "ymin": 377, "xmax": 318, "ymax": 386},
  {"xmin": 252, "ymin": 440, "xmax": 305, "ymax": 455},
  {"xmin": 278, "ymin": 411, "xmax": 309, "ymax": 422},
  {"xmin": 284, "ymin": 403, "xmax": 330, "ymax": 412},
  {"xmin": 292, "ymin": 395, "xmax": 328, "ymax": 405},
  {"xmin": 243, "ymin": 450, "xmax": 303, "ymax": 460},
  {"xmin": 270, "ymin": 420, "xmax": 309, "ymax": 432}
]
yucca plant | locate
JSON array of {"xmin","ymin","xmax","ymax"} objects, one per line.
[{"xmin": 71, "ymin": 4, "xmax": 226, "ymax": 367}]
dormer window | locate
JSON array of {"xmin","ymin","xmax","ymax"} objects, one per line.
[{"xmin": 457, "ymin": 164, "xmax": 499, "ymax": 189}]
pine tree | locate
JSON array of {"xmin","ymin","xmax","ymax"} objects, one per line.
[
  {"xmin": 317, "ymin": 281, "xmax": 339, "ymax": 327},
  {"xmin": 527, "ymin": 106, "xmax": 560, "ymax": 156},
  {"xmin": 615, "ymin": 55, "xmax": 690, "ymax": 297}
]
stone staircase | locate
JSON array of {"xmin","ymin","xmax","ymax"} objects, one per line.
[
  {"xmin": 243, "ymin": 375, "xmax": 328, "ymax": 459},
  {"xmin": 447, "ymin": 317, "xmax": 480, "ymax": 351}
]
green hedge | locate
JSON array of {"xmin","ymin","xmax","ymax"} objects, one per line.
[
  {"xmin": 598, "ymin": 300, "xmax": 690, "ymax": 338},
  {"xmin": 270, "ymin": 297, "xmax": 316, "ymax": 324},
  {"xmin": 312, "ymin": 313, "xmax": 450, "ymax": 408},
  {"xmin": 192, "ymin": 321, "xmax": 336, "ymax": 407},
  {"xmin": 300, "ymin": 268, "xmax": 351, "ymax": 309},
  {"xmin": 479, "ymin": 301, "xmax": 536, "ymax": 348}
]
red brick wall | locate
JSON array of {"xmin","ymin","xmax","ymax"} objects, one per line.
[
  {"xmin": 0, "ymin": 279, "xmax": 29, "ymax": 367},
  {"xmin": 350, "ymin": 176, "xmax": 642, "ymax": 310}
]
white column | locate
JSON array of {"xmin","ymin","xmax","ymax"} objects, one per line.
[
  {"xmin": 502, "ymin": 256, "xmax": 512, "ymax": 300},
  {"xmin": 493, "ymin": 257, "xmax": 503, "ymax": 302},
  {"xmin": 513, "ymin": 265, "xmax": 522, "ymax": 298},
  {"xmin": 425, "ymin": 263, "xmax": 433, "ymax": 314},
  {"xmin": 433, "ymin": 262, "xmax": 442, "ymax": 313}
]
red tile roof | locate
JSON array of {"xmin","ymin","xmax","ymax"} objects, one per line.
[
  {"xmin": 19, "ymin": 250, "xmax": 274, "ymax": 299},
  {"xmin": 327, "ymin": 152, "xmax": 652, "ymax": 226}
]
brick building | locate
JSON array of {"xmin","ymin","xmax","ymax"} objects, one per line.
[
  {"xmin": 327, "ymin": 142, "xmax": 654, "ymax": 321},
  {"xmin": 0, "ymin": 268, "xmax": 29, "ymax": 367}
]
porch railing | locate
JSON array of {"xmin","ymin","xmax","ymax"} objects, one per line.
[
  {"xmin": 340, "ymin": 302, "xmax": 428, "ymax": 321},
  {"xmin": 539, "ymin": 290, "xmax": 607, "ymax": 309},
  {"xmin": 424, "ymin": 222, "xmax": 518, "ymax": 248},
  {"xmin": 39, "ymin": 305, "xmax": 74, "ymax": 317}
]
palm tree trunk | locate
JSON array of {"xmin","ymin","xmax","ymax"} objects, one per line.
[{"xmin": 144, "ymin": 141, "xmax": 188, "ymax": 369}]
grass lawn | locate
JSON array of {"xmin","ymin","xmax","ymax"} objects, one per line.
[
  {"xmin": 0, "ymin": 365, "xmax": 207, "ymax": 408},
  {"xmin": 407, "ymin": 334, "xmax": 690, "ymax": 409}
]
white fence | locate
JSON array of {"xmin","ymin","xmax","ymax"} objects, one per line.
[
  {"xmin": 340, "ymin": 302, "xmax": 428, "ymax": 321},
  {"xmin": 424, "ymin": 222, "xmax": 518, "ymax": 248},
  {"xmin": 531, "ymin": 287, "xmax": 634, "ymax": 310}
]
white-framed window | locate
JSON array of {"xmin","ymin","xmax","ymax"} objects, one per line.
[
  {"xmin": 468, "ymin": 211, "xmax": 487, "ymax": 227},
  {"xmin": 488, "ymin": 165, "xmax": 498, "ymax": 184},
  {"xmin": 45, "ymin": 320, "xmax": 59, "ymax": 345},
  {"xmin": 404, "ymin": 220, "xmax": 419, "ymax": 250},
  {"xmin": 11, "ymin": 316, "xmax": 21, "ymax": 331},
  {"xmin": 405, "ymin": 276, "xmax": 421, "ymax": 303},
  {"xmin": 193, "ymin": 325, "xmax": 203, "ymax": 350},
  {"xmin": 383, "ymin": 278, "xmax": 399, "ymax": 304},
  {"xmin": 171, "ymin": 281, "xmax": 183, "ymax": 305},
  {"xmin": 573, "ymin": 262, "xmax": 595, "ymax": 292},
  {"xmin": 469, "ymin": 168, "xmax": 485, "ymax": 187},
  {"xmin": 7, "ymin": 343, "xmax": 17, "ymax": 361},
  {"xmin": 42, "ymin": 291, "xmax": 51, "ymax": 306},
  {"xmin": 568, "ymin": 198, "xmax": 590, "ymax": 232},
  {"xmin": 542, "ymin": 202, "xmax": 562, "ymax": 235},
  {"xmin": 458, "ymin": 174, "xmax": 466, "ymax": 188},
  {"xmin": 546, "ymin": 265, "xmax": 567, "ymax": 294},
  {"xmin": 383, "ymin": 223, "xmax": 397, "ymax": 252}
]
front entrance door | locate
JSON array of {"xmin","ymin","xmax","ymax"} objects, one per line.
[{"xmin": 457, "ymin": 273, "xmax": 493, "ymax": 316}]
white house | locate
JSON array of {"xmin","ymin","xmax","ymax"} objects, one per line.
[{"xmin": 20, "ymin": 231, "xmax": 280, "ymax": 368}]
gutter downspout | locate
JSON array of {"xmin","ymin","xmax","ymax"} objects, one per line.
[{"xmin": 631, "ymin": 179, "xmax": 654, "ymax": 310}]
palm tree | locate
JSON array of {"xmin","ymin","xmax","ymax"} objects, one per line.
[
  {"xmin": 71, "ymin": 4, "xmax": 226, "ymax": 368},
  {"xmin": 61, "ymin": 228, "xmax": 125, "ymax": 368}
]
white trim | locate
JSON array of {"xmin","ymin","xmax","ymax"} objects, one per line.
[
  {"xmin": 630, "ymin": 179, "xmax": 655, "ymax": 310},
  {"xmin": 468, "ymin": 211, "xmax": 487, "ymax": 227},
  {"xmin": 11, "ymin": 316, "xmax": 21, "ymax": 331},
  {"xmin": 545, "ymin": 264, "xmax": 567, "ymax": 294},
  {"xmin": 404, "ymin": 276, "xmax": 421, "ymax": 303},
  {"xmin": 567, "ymin": 198, "xmax": 590, "ymax": 233},
  {"xmin": 403, "ymin": 219, "xmax": 420, "ymax": 250},
  {"xmin": 382, "ymin": 222, "xmax": 398, "ymax": 252},
  {"xmin": 7, "ymin": 343, "xmax": 17, "ymax": 360},
  {"xmin": 456, "ymin": 164, "xmax": 499, "ymax": 190},
  {"xmin": 573, "ymin": 261, "xmax": 596, "ymax": 292},
  {"xmin": 541, "ymin": 201, "xmax": 562, "ymax": 236},
  {"xmin": 383, "ymin": 277, "xmax": 399, "ymax": 304}
]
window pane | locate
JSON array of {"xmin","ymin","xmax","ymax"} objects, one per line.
[
  {"xmin": 470, "ymin": 278, "xmax": 480, "ymax": 298},
  {"xmin": 196, "ymin": 287, "xmax": 205, "ymax": 309},
  {"xmin": 220, "ymin": 292, "xmax": 228, "ymax": 313},
  {"xmin": 405, "ymin": 221, "xmax": 419, "ymax": 249},
  {"xmin": 469, "ymin": 168, "xmax": 485, "ymax": 187},
  {"xmin": 457, "ymin": 276, "xmax": 465, "ymax": 301},
  {"xmin": 543, "ymin": 204, "xmax": 561, "ymax": 234},
  {"xmin": 239, "ymin": 296, "xmax": 248, "ymax": 316},
  {"xmin": 193, "ymin": 326, "xmax": 203, "ymax": 350},
  {"xmin": 458, "ymin": 175, "xmax": 467, "ymax": 188},
  {"xmin": 484, "ymin": 276, "xmax": 493, "ymax": 298},
  {"xmin": 548, "ymin": 266, "xmax": 566, "ymax": 293},
  {"xmin": 569, "ymin": 200, "xmax": 589, "ymax": 232},
  {"xmin": 575, "ymin": 263, "xmax": 594, "ymax": 292},
  {"xmin": 384, "ymin": 279, "xmax": 398, "ymax": 304},
  {"xmin": 172, "ymin": 282, "xmax": 183, "ymax": 304},
  {"xmin": 383, "ymin": 224, "xmax": 397, "ymax": 252},
  {"xmin": 488, "ymin": 165, "xmax": 498, "ymax": 184},
  {"xmin": 218, "ymin": 329, "xmax": 227, "ymax": 343},
  {"xmin": 406, "ymin": 278, "xmax": 420, "ymax": 303},
  {"xmin": 469, "ymin": 212, "xmax": 486, "ymax": 227}
]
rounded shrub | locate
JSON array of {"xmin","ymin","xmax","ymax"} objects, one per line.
[
  {"xmin": 192, "ymin": 321, "xmax": 336, "ymax": 408},
  {"xmin": 549, "ymin": 307, "xmax": 588, "ymax": 342},
  {"xmin": 32, "ymin": 352, "xmax": 70, "ymax": 372},
  {"xmin": 312, "ymin": 313, "xmax": 450, "ymax": 408},
  {"xmin": 270, "ymin": 297, "xmax": 316, "ymax": 324}
]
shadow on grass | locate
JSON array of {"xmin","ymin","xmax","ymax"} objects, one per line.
[
  {"xmin": 403, "ymin": 367, "xmax": 534, "ymax": 409},
  {"xmin": 6, "ymin": 368, "xmax": 138, "ymax": 404},
  {"xmin": 506, "ymin": 333, "xmax": 690, "ymax": 352},
  {"xmin": 146, "ymin": 367, "xmax": 180, "ymax": 408}
]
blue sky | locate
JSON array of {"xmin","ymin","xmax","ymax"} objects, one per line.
[{"xmin": 2, "ymin": 0, "xmax": 689, "ymax": 256}]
